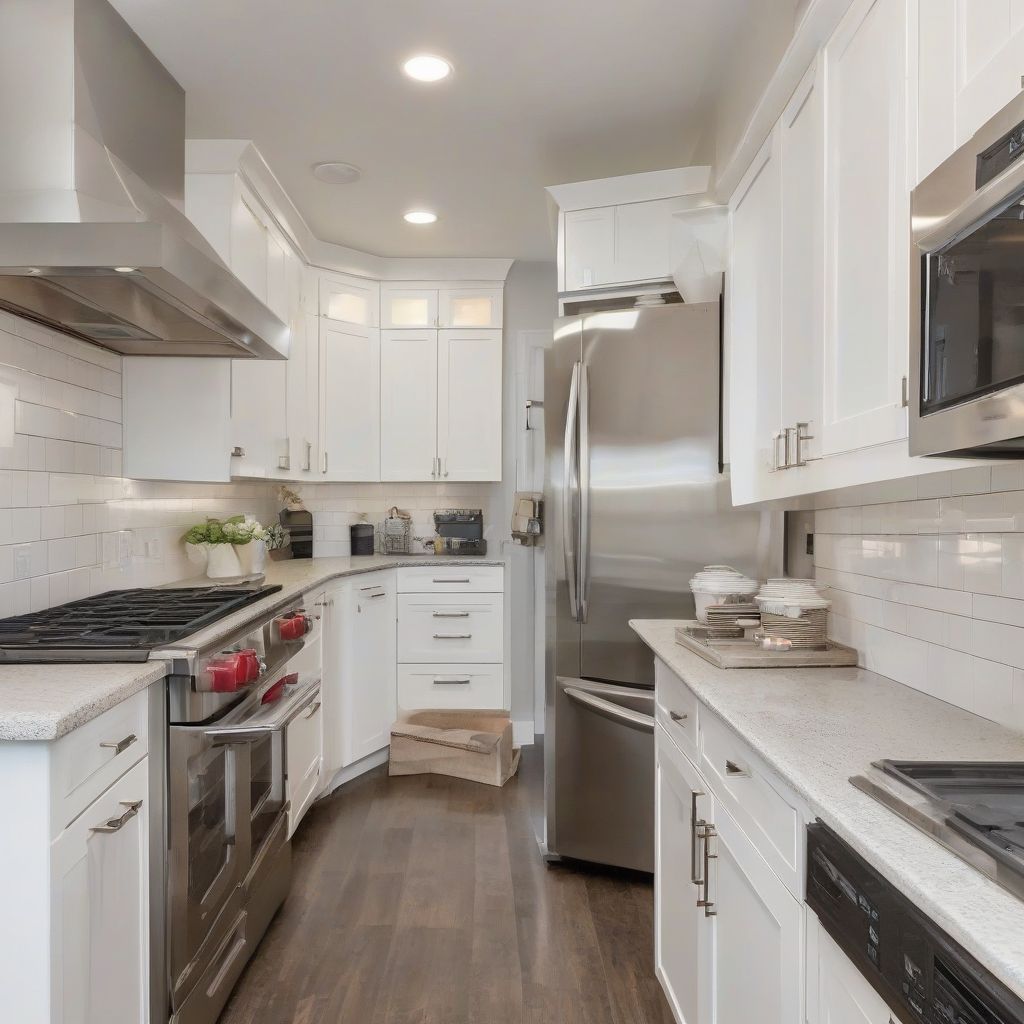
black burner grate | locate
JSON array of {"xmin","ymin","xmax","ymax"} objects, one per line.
[{"xmin": 0, "ymin": 586, "xmax": 282, "ymax": 662}]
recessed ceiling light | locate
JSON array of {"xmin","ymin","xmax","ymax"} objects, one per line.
[
  {"xmin": 404, "ymin": 210, "xmax": 438, "ymax": 225},
  {"xmin": 402, "ymin": 54, "xmax": 452, "ymax": 83},
  {"xmin": 114, "ymin": 266, "xmax": 136, "ymax": 273},
  {"xmin": 312, "ymin": 161, "xmax": 362, "ymax": 185}
]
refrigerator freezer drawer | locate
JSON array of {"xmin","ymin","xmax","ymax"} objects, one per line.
[
  {"xmin": 398, "ymin": 663, "xmax": 504, "ymax": 710},
  {"xmin": 398, "ymin": 593, "xmax": 504, "ymax": 663}
]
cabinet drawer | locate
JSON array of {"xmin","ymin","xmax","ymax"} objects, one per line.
[
  {"xmin": 51, "ymin": 687, "xmax": 151, "ymax": 834},
  {"xmin": 398, "ymin": 593, "xmax": 503, "ymax": 663},
  {"xmin": 398, "ymin": 663, "xmax": 504, "ymax": 710},
  {"xmin": 654, "ymin": 658, "xmax": 699, "ymax": 760},
  {"xmin": 286, "ymin": 684, "xmax": 322, "ymax": 838},
  {"xmin": 397, "ymin": 565, "xmax": 503, "ymax": 593},
  {"xmin": 699, "ymin": 710, "xmax": 804, "ymax": 897}
]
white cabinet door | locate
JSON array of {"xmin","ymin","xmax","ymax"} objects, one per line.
[
  {"xmin": 342, "ymin": 572, "xmax": 398, "ymax": 765},
  {"xmin": 266, "ymin": 230, "xmax": 288, "ymax": 322},
  {"xmin": 614, "ymin": 198, "xmax": 679, "ymax": 284},
  {"xmin": 230, "ymin": 357, "xmax": 288, "ymax": 478},
  {"xmin": 51, "ymin": 756, "xmax": 149, "ymax": 1024},
  {"xmin": 381, "ymin": 288, "xmax": 439, "ymax": 329},
  {"xmin": 122, "ymin": 357, "xmax": 232, "ymax": 482},
  {"xmin": 437, "ymin": 329, "xmax": 502, "ymax": 481},
  {"xmin": 822, "ymin": 0, "xmax": 910, "ymax": 456},
  {"xmin": 438, "ymin": 287, "xmax": 503, "ymax": 328},
  {"xmin": 706, "ymin": 799, "xmax": 803, "ymax": 1024},
  {"xmin": 231, "ymin": 191, "xmax": 270, "ymax": 302},
  {"xmin": 779, "ymin": 58, "xmax": 824, "ymax": 464},
  {"xmin": 320, "ymin": 272, "xmax": 380, "ymax": 326},
  {"xmin": 319, "ymin": 321, "xmax": 381, "ymax": 481},
  {"xmin": 564, "ymin": 207, "xmax": 616, "ymax": 290},
  {"xmin": 727, "ymin": 133, "xmax": 782, "ymax": 506},
  {"xmin": 807, "ymin": 913, "xmax": 892, "ymax": 1024},
  {"xmin": 655, "ymin": 726, "xmax": 712, "ymax": 1024},
  {"xmin": 285, "ymin": 684, "xmax": 323, "ymax": 837},
  {"xmin": 953, "ymin": 0, "xmax": 1024, "ymax": 147},
  {"xmin": 380, "ymin": 329, "xmax": 438, "ymax": 481}
]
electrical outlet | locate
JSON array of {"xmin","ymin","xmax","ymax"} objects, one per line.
[
  {"xmin": 118, "ymin": 531, "xmax": 133, "ymax": 567},
  {"xmin": 14, "ymin": 545, "xmax": 31, "ymax": 579},
  {"xmin": 145, "ymin": 538, "xmax": 162, "ymax": 562}
]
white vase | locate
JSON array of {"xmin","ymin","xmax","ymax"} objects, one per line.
[
  {"xmin": 206, "ymin": 544, "xmax": 242, "ymax": 579},
  {"xmin": 236, "ymin": 539, "xmax": 267, "ymax": 577},
  {"xmin": 185, "ymin": 542, "xmax": 209, "ymax": 569}
]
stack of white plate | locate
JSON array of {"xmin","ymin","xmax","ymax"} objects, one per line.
[
  {"xmin": 689, "ymin": 566, "xmax": 759, "ymax": 623},
  {"xmin": 705, "ymin": 602, "xmax": 759, "ymax": 638},
  {"xmin": 755, "ymin": 578, "xmax": 831, "ymax": 647}
]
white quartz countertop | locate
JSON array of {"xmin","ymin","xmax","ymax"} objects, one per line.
[
  {"xmin": 631, "ymin": 618, "xmax": 1024, "ymax": 1002},
  {"xmin": 0, "ymin": 555, "xmax": 502, "ymax": 743},
  {"xmin": 0, "ymin": 661, "xmax": 167, "ymax": 742}
]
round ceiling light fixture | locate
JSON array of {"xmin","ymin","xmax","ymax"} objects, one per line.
[
  {"xmin": 403, "ymin": 210, "xmax": 438, "ymax": 225},
  {"xmin": 402, "ymin": 54, "xmax": 452, "ymax": 83},
  {"xmin": 113, "ymin": 267, "xmax": 136, "ymax": 273},
  {"xmin": 312, "ymin": 161, "xmax": 362, "ymax": 185}
]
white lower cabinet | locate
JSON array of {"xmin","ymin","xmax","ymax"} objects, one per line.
[
  {"xmin": 807, "ymin": 912, "xmax": 893, "ymax": 1024},
  {"xmin": 397, "ymin": 663, "xmax": 503, "ymax": 711},
  {"xmin": 51, "ymin": 755, "xmax": 150, "ymax": 1024},
  {"xmin": 285, "ymin": 684, "xmax": 323, "ymax": 837}
]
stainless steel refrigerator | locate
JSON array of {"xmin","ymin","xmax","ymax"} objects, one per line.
[{"xmin": 543, "ymin": 301, "xmax": 781, "ymax": 872}]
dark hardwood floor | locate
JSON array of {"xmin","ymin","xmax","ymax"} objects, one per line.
[{"xmin": 220, "ymin": 747, "xmax": 675, "ymax": 1024}]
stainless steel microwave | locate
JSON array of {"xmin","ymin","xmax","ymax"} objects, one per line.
[{"xmin": 911, "ymin": 92, "xmax": 1024, "ymax": 458}]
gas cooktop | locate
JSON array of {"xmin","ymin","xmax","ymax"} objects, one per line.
[
  {"xmin": 852, "ymin": 760, "xmax": 1024, "ymax": 902},
  {"xmin": 0, "ymin": 585, "xmax": 282, "ymax": 663}
]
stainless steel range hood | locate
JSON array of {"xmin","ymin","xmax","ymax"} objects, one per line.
[{"xmin": 0, "ymin": 0, "xmax": 288, "ymax": 359}]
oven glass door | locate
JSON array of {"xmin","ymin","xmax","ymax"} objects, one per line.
[
  {"xmin": 924, "ymin": 183, "xmax": 1024, "ymax": 413},
  {"xmin": 249, "ymin": 731, "xmax": 285, "ymax": 856}
]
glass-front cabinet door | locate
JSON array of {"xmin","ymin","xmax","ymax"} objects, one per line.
[
  {"xmin": 380, "ymin": 287, "xmax": 438, "ymax": 329},
  {"xmin": 320, "ymin": 272, "xmax": 379, "ymax": 326},
  {"xmin": 439, "ymin": 286, "xmax": 503, "ymax": 328}
]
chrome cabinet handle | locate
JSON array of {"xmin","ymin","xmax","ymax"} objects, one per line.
[
  {"xmin": 669, "ymin": 711, "xmax": 688, "ymax": 724},
  {"xmin": 322, "ymin": 450, "xmax": 328, "ymax": 474},
  {"xmin": 771, "ymin": 430, "xmax": 786, "ymax": 471},
  {"xmin": 697, "ymin": 823, "xmax": 718, "ymax": 916},
  {"xmin": 432, "ymin": 578, "xmax": 470, "ymax": 584},
  {"xmin": 90, "ymin": 799, "xmax": 143, "ymax": 834},
  {"xmin": 304, "ymin": 701, "xmax": 322, "ymax": 719},
  {"xmin": 433, "ymin": 677, "xmax": 471, "ymax": 685},
  {"xmin": 690, "ymin": 792, "xmax": 705, "ymax": 885},
  {"xmin": 793, "ymin": 422, "xmax": 814, "ymax": 467},
  {"xmin": 432, "ymin": 633, "xmax": 472, "ymax": 639},
  {"xmin": 725, "ymin": 759, "xmax": 749, "ymax": 778},
  {"xmin": 99, "ymin": 733, "xmax": 137, "ymax": 755},
  {"xmin": 304, "ymin": 440, "xmax": 312, "ymax": 472},
  {"xmin": 443, "ymin": 458, "xmax": 449, "ymax": 478},
  {"xmin": 432, "ymin": 611, "xmax": 470, "ymax": 618}
]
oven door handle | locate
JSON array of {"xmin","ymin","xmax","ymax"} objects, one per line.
[{"xmin": 203, "ymin": 679, "xmax": 322, "ymax": 743}]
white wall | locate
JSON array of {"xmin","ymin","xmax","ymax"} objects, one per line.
[
  {"xmin": 814, "ymin": 466, "xmax": 1024, "ymax": 733},
  {"xmin": 0, "ymin": 309, "xmax": 278, "ymax": 612}
]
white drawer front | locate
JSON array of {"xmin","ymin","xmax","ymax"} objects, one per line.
[
  {"xmin": 654, "ymin": 657, "xmax": 699, "ymax": 760},
  {"xmin": 699, "ymin": 709, "xmax": 805, "ymax": 897},
  {"xmin": 51, "ymin": 686, "xmax": 151, "ymax": 835},
  {"xmin": 398, "ymin": 663, "xmax": 504, "ymax": 710},
  {"xmin": 398, "ymin": 593, "xmax": 503, "ymax": 663},
  {"xmin": 286, "ymin": 685, "xmax": 323, "ymax": 838},
  {"xmin": 397, "ymin": 565, "xmax": 504, "ymax": 593}
]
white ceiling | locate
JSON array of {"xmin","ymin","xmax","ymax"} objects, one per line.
[{"xmin": 111, "ymin": 0, "xmax": 750, "ymax": 260}]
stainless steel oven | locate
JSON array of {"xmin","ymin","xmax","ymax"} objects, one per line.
[
  {"xmin": 911, "ymin": 91, "xmax": 1024, "ymax": 457},
  {"xmin": 163, "ymin": 597, "xmax": 322, "ymax": 1024}
]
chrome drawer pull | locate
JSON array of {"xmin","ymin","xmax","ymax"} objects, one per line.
[
  {"xmin": 696, "ymin": 823, "xmax": 717, "ymax": 916},
  {"xmin": 305, "ymin": 700, "xmax": 322, "ymax": 718},
  {"xmin": 669, "ymin": 711, "xmax": 688, "ymax": 724},
  {"xmin": 99, "ymin": 733, "xmax": 137, "ymax": 755},
  {"xmin": 725, "ymin": 759, "xmax": 749, "ymax": 777},
  {"xmin": 432, "ymin": 611, "xmax": 470, "ymax": 618},
  {"xmin": 91, "ymin": 799, "xmax": 143, "ymax": 834},
  {"xmin": 690, "ymin": 793, "xmax": 705, "ymax": 885},
  {"xmin": 432, "ymin": 578, "xmax": 470, "ymax": 584},
  {"xmin": 433, "ymin": 677, "xmax": 471, "ymax": 685},
  {"xmin": 432, "ymin": 633, "xmax": 472, "ymax": 639}
]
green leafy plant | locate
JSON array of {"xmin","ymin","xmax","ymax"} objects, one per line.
[{"xmin": 183, "ymin": 515, "xmax": 270, "ymax": 547}]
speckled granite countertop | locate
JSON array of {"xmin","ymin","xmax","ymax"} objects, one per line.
[
  {"xmin": 631, "ymin": 618, "xmax": 1024, "ymax": 1002},
  {"xmin": 0, "ymin": 556, "xmax": 503, "ymax": 743}
]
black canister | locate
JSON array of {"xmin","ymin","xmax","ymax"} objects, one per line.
[
  {"xmin": 279, "ymin": 508, "xmax": 313, "ymax": 558},
  {"xmin": 350, "ymin": 522, "xmax": 375, "ymax": 556}
]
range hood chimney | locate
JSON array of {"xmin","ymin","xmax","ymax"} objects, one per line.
[{"xmin": 0, "ymin": 0, "xmax": 288, "ymax": 359}]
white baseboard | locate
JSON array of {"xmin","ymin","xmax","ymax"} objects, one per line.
[
  {"xmin": 513, "ymin": 719, "xmax": 535, "ymax": 746},
  {"xmin": 322, "ymin": 747, "xmax": 389, "ymax": 796}
]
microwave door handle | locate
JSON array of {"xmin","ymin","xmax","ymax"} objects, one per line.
[
  {"xmin": 203, "ymin": 680, "xmax": 321, "ymax": 742},
  {"xmin": 577, "ymin": 361, "xmax": 590, "ymax": 624},
  {"xmin": 562, "ymin": 361, "xmax": 581, "ymax": 622}
]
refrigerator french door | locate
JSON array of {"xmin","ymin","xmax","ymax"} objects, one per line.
[{"xmin": 543, "ymin": 302, "xmax": 779, "ymax": 871}]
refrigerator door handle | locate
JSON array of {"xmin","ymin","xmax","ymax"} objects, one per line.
[
  {"xmin": 564, "ymin": 686, "xmax": 655, "ymax": 733},
  {"xmin": 563, "ymin": 361, "xmax": 581, "ymax": 622},
  {"xmin": 578, "ymin": 361, "xmax": 591, "ymax": 624}
]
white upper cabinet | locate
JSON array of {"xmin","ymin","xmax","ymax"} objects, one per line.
[
  {"xmin": 320, "ymin": 272, "xmax": 380, "ymax": 326},
  {"xmin": 381, "ymin": 287, "xmax": 439, "ymax": 329},
  {"xmin": 380, "ymin": 329, "xmax": 439, "ymax": 481},
  {"xmin": 437, "ymin": 329, "xmax": 503, "ymax": 481},
  {"xmin": 438, "ymin": 286, "xmax": 503, "ymax": 329},
  {"xmin": 821, "ymin": 0, "xmax": 910, "ymax": 457},
  {"xmin": 319, "ymin": 321, "xmax": 381, "ymax": 481},
  {"xmin": 564, "ymin": 207, "xmax": 616, "ymax": 290},
  {"xmin": 230, "ymin": 190, "xmax": 270, "ymax": 302}
]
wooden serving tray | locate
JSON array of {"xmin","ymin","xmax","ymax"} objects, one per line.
[{"xmin": 674, "ymin": 622, "xmax": 858, "ymax": 669}]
